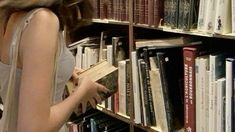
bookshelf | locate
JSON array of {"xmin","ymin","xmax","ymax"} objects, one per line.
[{"xmin": 66, "ymin": 0, "xmax": 235, "ymax": 132}]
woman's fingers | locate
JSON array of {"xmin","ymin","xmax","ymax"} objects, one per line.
[
  {"xmin": 89, "ymin": 99, "xmax": 96, "ymax": 109},
  {"xmin": 96, "ymin": 83, "xmax": 109, "ymax": 93},
  {"xmin": 94, "ymin": 94, "xmax": 102, "ymax": 104}
]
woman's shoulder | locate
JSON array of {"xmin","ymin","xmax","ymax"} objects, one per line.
[{"xmin": 26, "ymin": 8, "xmax": 59, "ymax": 26}]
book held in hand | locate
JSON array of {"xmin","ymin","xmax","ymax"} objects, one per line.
[{"xmin": 65, "ymin": 60, "xmax": 118, "ymax": 115}]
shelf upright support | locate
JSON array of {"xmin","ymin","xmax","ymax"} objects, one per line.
[{"xmin": 128, "ymin": 0, "xmax": 135, "ymax": 131}]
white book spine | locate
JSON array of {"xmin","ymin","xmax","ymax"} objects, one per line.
[
  {"xmin": 84, "ymin": 47, "xmax": 89, "ymax": 69},
  {"xmin": 118, "ymin": 60, "xmax": 127, "ymax": 115},
  {"xmin": 214, "ymin": 0, "xmax": 231, "ymax": 34},
  {"xmin": 107, "ymin": 45, "xmax": 113, "ymax": 65},
  {"xmin": 75, "ymin": 45, "xmax": 83, "ymax": 69},
  {"xmin": 204, "ymin": 0, "xmax": 217, "ymax": 33},
  {"xmin": 82, "ymin": 53, "xmax": 86, "ymax": 69},
  {"xmin": 199, "ymin": 57, "xmax": 209, "ymax": 132},
  {"xmin": 131, "ymin": 51, "xmax": 142, "ymax": 124},
  {"xmin": 232, "ymin": 0, "xmax": 235, "ymax": 33},
  {"xmin": 197, "ymin": 0, "xmax": 207, "ymax": 31},
  {"xmin": 205, "ymin": 70, "xmax": 210, "ymax": 132},
  {"xmin": 216, "ymin": 78, "xmax": 226, "ymax": 132},
  {"xmin": 107, "ymin": 45, "xmax": 113, "ymax": 110},
  {"xmin": 225, "ymin": 59, "xmax": 233, "ymax": 132},
  {"xmin": 195, "ymin": 58, "xmax": 201, "ymax": 132},
  {"xmin": 209, "ymin": 55, "xmax": 215, "ymax": 132},
  {"xmin": 138, "ymin": 59, "xmax": 147, "ymax": 126}
]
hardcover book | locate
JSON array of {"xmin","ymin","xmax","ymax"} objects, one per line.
[{"xmin": 65, "ymin": 61, "xmax": 118, "ymax": 115}]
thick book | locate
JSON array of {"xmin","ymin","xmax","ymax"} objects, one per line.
[
  {"xmin": 66, "ymin": 61, "xmax": 118, "ymax": 115},
  {"xmin": 77, "ymin": 60, "xmax": 118, "ymax": 99}
]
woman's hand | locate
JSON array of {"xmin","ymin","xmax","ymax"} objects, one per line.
[
  {"xmin": 70, "ymin": 67, "xmax": 84, "ymax": 86},
  {"xmin": 75, "ymin": 77, "xmax": 109, "ymax": 113}
]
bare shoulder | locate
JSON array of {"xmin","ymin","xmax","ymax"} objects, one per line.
[{"xmin": 26, "ymin": 8, "xmax": 59, "ymax": 29}]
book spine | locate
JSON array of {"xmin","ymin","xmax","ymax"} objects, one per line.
[
  {"xmin": 182, "ymin": 0, "xmax": 191, "ymax": 30},
  {"xmin": 183, "ymin": 48, "xmax": 196, "ymax": 132},
  {"xmin": 204, "ymin": 0, "xmax": 217, "ymax": 33},
  {"xmin": 156, "ymin": 52, "xmax": 173, "ymax": 132},
  {"xmin": 195, "ymin": 58, "xmax": 201, "ymax": 132},
  {"xmin": 226, "ymin": 58, "xmax": 234, "ymax": 132},
  {"xmin": 232, "ymin": 0, "xmax": 235, "ymax": 33},
  {"xmin": 153, "ymin": 0, "xmax": 159, "ymax": 26},
  {"xmin": 118, "ymin": 60, "xmax": 126, "ymax": 115},
  {"xmin": 107, "ymin": 0, "xmax": 113, "ymax": 19},
  {"xmin": 148, "ymin": 0, "xmax": 154, "ymax": 26},
  {"xmin": 170, "ymin": 0, "xmax": 179, "ymax": 29},
  {"xmin": 138, "ymin": 59, "xmax": 147, "ymax": 125},
  {"xmin": 177, "ymin": 0, "xmax": 184, "ymax": 29},
  {"xmin": 126, "ymin": 60, "xmax": 131, "ymax": 116},
  {"xmin": 139, "ymin": 0, "xmax": 145, "ymax": 24},
  {"xmin": 164, "ymin": 0, "xmax": 171, "ymax": 27},
  {"xmin": 144, "ymin": 58, "xmax": 156, "ymax": 125},
  {"xmin": 199, "ymin": 57, "xmax": 209, "ymax": 132},
  {"xmin": 197, "ymin": 0, "xmax": 206, "ymax": 31},
  {"xmin": 131, "ymin": 51, "xmax": 142, "ymax": 124},
  {"xmin": 214, "ymin": 0, "xmax": 231, "ymax": 34},
  {"xmin": 140, "ymin": 61, "xmax": 152, "ymax": 126},
  {"xmin": 216, "ymin": 78, "xmax": 226, "ymax": 132},
  {"xmin": 225, "ymin": 58, "xmax": 235, "ymax": 132},
  {"xmin": 144, "ymin": 0, "xmax": 148, "ymax": 24},
  {"xmin": 134, "ymin": 0, "xmax": 140, "ymax": 23}
]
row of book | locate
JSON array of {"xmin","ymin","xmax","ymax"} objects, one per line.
[
  {"xmin": 184, "ymin": 43, "xmax": 235, "ymax": 132},
  {"xmin": 90, "ymin": 0, "xmax": 235, "ymax": 35},
  {"xmin": 67, "ymin": 31, "xmax": 131, "ymax": 116},
  {"xmin": 91, "ymin": 0, "xmax": 129, "ymax": 22},
  {"xmin": 131, "ymin": 37, "xmax": 192, "ymax": 132}
]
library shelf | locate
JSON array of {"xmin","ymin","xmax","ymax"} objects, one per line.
[
  {"xmin": 96, "ymin": 105, "xmax": 131, "ymax": 124},
  {"xmin": 96, "ymin": 105, "xmax": 161, "ymax": 132},
  {"xmin": 92, "ymin": 19, "xmax": 235, "ymax": 41}
]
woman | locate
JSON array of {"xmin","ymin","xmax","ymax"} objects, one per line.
[{"xmin": 0, "ymin": 0, "xmax": 108, "ymax": 131}]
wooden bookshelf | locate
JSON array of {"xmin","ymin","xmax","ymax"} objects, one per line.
[
  {"xmin": 96, "ymin": 105, "xmax": 131, "ymax": 124},
  {"xmin": 96, "ymin": 105, "xmax": 161, "ymax": 132},
  {"xmin": 69, "ymin": 0, "xmax": 235, "ymax": 132}
]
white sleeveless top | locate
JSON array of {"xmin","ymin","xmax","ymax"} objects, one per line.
[{"xmin": 0, "ymin": 9, "xmax": 75, "ymax": 131}]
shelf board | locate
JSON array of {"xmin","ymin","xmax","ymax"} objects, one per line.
[
  {"xmin": 213, "ymin": 33, "xmax": 235, "ymax": 40},
  {"xmin": 161, "ymin": 27, "xmax": 213, "ymax": 37},
  {"xmin": 92, "ymin": 19, "xmax": 129, "ymax": 25},
  {"xmin": 96, "ymin": 105, "xmax": 131, "ymax": 124},
  {"xmin": 96, "ymin": 105, "xmax": 162, "ymax": 132},
  {"xmin": 92, "ymin": 20, "xmax": 235, "ymax": 40},
  {"xmin": 134, "ymin": 24, "xmax": 163, "ymax": 31}
]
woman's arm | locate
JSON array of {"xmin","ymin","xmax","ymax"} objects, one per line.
[{"xmin": 17, "ymin": 9, "xmax": 107, "ymax": 132}]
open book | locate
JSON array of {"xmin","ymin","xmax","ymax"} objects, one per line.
[{"xmin": 64, "ymin": 61, "xmax": 118, "ymax": 115}]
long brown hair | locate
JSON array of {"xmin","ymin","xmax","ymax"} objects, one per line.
[{"xmin": 0, "ymin": 0, "xmax": 94, "ymax": 33}]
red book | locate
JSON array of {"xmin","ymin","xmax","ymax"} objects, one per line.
[
  {"xmin": 183, "ymin": 47, "xmax": 197, "ymax": 132},
  {"xmin": 183, "ymin": 44, "xmax": 216, "ymax": 132}
]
